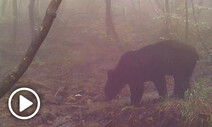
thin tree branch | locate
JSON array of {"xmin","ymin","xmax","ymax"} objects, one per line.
[{"xmin": 0, "ymin": 0, "xmax": 62, "ymax": 99}]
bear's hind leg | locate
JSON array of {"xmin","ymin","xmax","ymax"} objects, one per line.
[
  {"xmin": 130, "ymin": 84, "xmax": 144, "ymax": 106},
  {"xmin": 153, "ymin": 76, "xmax": 168, "ymax": 98},
  {"xmin": 173, "ymin": 75, "xmax": 191, "ymax": 98}
]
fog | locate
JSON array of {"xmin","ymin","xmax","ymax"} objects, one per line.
[{"xmin": 0, "ymin": 0, "xmax": 211, "ymax": 126}]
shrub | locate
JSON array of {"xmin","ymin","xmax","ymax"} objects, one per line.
[{"xmin": 161, "ymin": 77, "xmax": 212, "ymax": 127}]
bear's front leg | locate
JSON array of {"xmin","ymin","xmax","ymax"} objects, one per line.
[
  {"xmin": 130, "ymin": 84, "xmax": 144, "ymax": 106},
  {"xmin": 153, "ymin": 76, "xmax": 167, "ymax": 98},
  {"xmin": 173, "ymin": 75, "xmax": 191, "ymax": 98}
]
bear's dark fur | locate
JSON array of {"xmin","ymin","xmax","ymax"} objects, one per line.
[{"xmin": 104, "ymin": 40, "xmax": 199, "ymax": 105}]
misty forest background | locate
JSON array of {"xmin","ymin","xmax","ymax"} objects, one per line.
[{"xmin": 0, "ymin": 0, "xmax": 212, "ymax": 127}]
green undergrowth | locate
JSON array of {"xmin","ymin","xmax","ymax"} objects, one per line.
[{"xmin": 161, "ymin": 77, "xmax": 212, "ymax": 127}]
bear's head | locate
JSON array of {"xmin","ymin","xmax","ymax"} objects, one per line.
[{"xmin": 104, "ymin": 69, "xmax": 126, "ymax": 100}]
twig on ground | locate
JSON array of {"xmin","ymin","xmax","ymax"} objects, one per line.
[{"xmin": 55, "ymin": 87, "xmax": 63, "ymax": 97}]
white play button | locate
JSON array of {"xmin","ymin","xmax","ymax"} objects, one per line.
[
  {"xmin": 8, "ymin": 87, "xmax": 41, "ymax": 120},
  {"xmin": 19, "ymin": 95, "xmax": 33, "ymax": 112}
]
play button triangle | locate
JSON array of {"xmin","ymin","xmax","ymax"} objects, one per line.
[{"xmin": 19, "ymin": 95, "xmax": 33, "ymax": 112}]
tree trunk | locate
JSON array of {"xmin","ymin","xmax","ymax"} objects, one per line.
[
  {"xmin": 175, "ymin": 0, "xmax": 181, "ymax": 8},
  {"xmin": 18, "ymin": 0, "xmax": 22, "ymax": 22},
  {"xmin": 36, "ymin": 0, "xmax": 42, "ymax": 22},
  {"xmin": 165, "ymin": 0, "xmax": 170, "ymax": 39},
  {"xmin": 191, "ymin": 0, "xmax": 210, "ymax": 58},
  {"xmin": 198, "ymin": 0, "xmax": 204, "ymax": 6},
  {"xmin": 0, "ymin": 0, "xmax": 62, "ymax": 99},
  {"xmin": 122, "ymin": 0, "xmax": 127, "ymax": 18},
  {"xmin": 13, "ymin": 0, "xmax": 18, "ymax": 44},
  {"xmin": 197, "ymin": 0, "xmax": 204, "ymax": 19},
  {"xmin": 185, "ymin": 0, "xmax": 189, "ymax": 41},
  {"xmin": 29, "ymin": 0, "xmax": 37, "ymax": 40},
  {"xmin": 105, "ymin": 0, "xmax": 120, "ymax": 43},
  {"xmin": 154, "ymin": 0, "xmax": 165, "ymax": 12},
  {"xmin": 1, "ymin": 0, "xmax": 7, "ymax": 16}
]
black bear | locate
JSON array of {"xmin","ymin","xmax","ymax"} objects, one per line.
[{"xmin": 104, "ymin": 40, "xmax": 199, "ymax": 105}]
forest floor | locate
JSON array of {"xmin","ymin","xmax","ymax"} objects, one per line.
[
  {"xmin": 0, "ymin": 59, "xmax": 211, "ymax": 127},
  {"xmin": 0, "ymin": 72, "xmax": 179, "ymax": 127},
  {"xmin": 0, "ymin": 22, "xmax": 211, "ymax": 127}
]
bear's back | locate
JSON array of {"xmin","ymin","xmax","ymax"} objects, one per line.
[{"xmin": 135, "ymin": 40, "xmax": 199, "ymax": 61}]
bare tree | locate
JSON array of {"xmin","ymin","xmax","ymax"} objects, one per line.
[
  {"xmin": 185, "ymin": 0, "xmax": 189, "ymax": 41},
  {"xmin": 105, "ymin": 0, "xmax": 120, "ymax": 43},
  {"xmin": 35, "ymin": 0, "xmax": 42, "ymax": 22},
  {"xmin": 0, "ymin": 0, "xmax": 62, "ymax": 99},
  {"xmin": 13, "ymin": 0, "xmax": 18, "ymax": 43},
  {"xmin": 154, "ymin": 0, "xmax": 165, "ymax": 12},
  {"xmin": 197, "ymin": 0, "xmax": 204, "ymax": 19},
  {"xmin": 198, "ymin": 0, "xmax": 204, "ymax": 5},
  {"xmin": 165, "ymin": 0, "xmax": 170, "ymax": 39},
  {"xmin": 191, "ymin": 0, "xmax": 210, "ymax": 58},
  {"xmin": 154, "ymin": 0, "xmax": 171, "ymax": 38},
  {"xmin": 29, "ymin": 0, "xmax": 37, "ymax": 40},
  {"xmin": 1, "ymin": 0, "xmax": 7, "ymax": 16},
  {"xmin": 122, "ymin": 0, "xmax": 127, "ymax": 18},
  {"xmin": 175, "ymin": 0, "xmax": 182, "ymax": 8}
]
